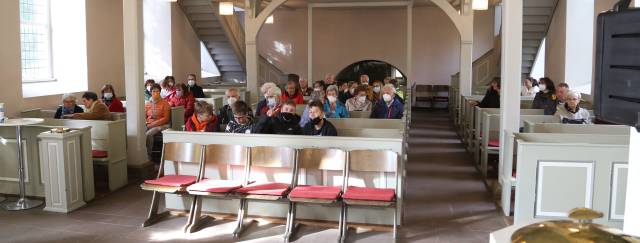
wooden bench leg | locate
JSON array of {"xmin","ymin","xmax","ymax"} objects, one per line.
[
  {"xmin": 393, "ymin": 206, "xmax": 398, "ymax": 240},
  {"xmin": 481, "ymin": 149, "xmax": 488, "ymax": 178},
  {"xmin": 142, "ymin": 191, "xmax": 169, "ymax": 227}
]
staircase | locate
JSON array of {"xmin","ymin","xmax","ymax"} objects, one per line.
[
  {"xmin": 178, "ymin": 0, "xmax": 284, "ymax": 84},
  {"xmin": 522, "ymin": 0, "xmax": 558, "ymax": 77}
]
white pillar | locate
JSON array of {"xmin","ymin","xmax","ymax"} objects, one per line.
[
  {"xmin": 459, "ymin": 41, "xmax": 473, "ymax": 96},
  {"xmin": 499, "ymin": 0, "xmax": 522, "ymax": 211},
  {"xmin": 123, "ymin": 0, "xmax": 148, "ymax": 168},
  {"xmin": 245, "ymin": 40, "xmax": 259, "ymax": 102},
  {"xmin": 564, "ymin": 0, "xmax": 594, "ymax": 93},
  {"xmin": 625, "ymin": 128, "xmax": 640, "ymax": 236}
]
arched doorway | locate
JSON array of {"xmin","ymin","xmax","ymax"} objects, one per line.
[{"xmin": 335, "ymin": 60, "xmax": 407, "ymax": 86}]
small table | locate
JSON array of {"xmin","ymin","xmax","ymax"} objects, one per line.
[{"xmin": 0, "ymin": 118, "xmax": 44, "ymax": 210}]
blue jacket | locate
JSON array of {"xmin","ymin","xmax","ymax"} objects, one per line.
[
  {"xmin": 324, "ymin": 101, "xmax": 349, "ymax": 118},
  {"xmin": 370, "ymin": 98, "xmax": 404, "ymax": 119}
]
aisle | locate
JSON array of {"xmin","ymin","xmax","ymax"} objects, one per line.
[{"xmin": 401, "ymin": 108, "xmax": 510, "ymax": 242}]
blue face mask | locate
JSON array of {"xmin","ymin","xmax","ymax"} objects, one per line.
[{"xmin": 62, "ymin": 107, "xmax": 74, "ymax": 115}]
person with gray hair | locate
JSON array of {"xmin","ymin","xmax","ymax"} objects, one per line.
[
  {"xmin": 324, "ymin": 84, "xmax": 349, "ymax": 118},
  {"xmin": 370, "ymin": 84, "xmax": 404, "ymax": 119},
  {"xmin": 554, "ymin": 90, "xmax": 591, "ymax": 124},
  {"xmin": 54, "ymin": 93, "xmax": 84, "ymax": 119},
  {"xmin": 256, "ymin": 86, "xmax": 282, "ymax": 118},
  {"xmin": 218, "ymin": 87, "xmax": 252, "ymax": 126},
  {"xmin": 299, "ymin": 90, "xmax": 325, "ymax": 127}
]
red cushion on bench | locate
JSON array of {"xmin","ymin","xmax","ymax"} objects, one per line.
[
  {"xmin": 488, "ymin": 139, "xmax": 500, "ymax": 147},
  {"xmin": 92, "ymin": 149, "xmax": 108, "ymax": 158},
  {"xmin": 342, "ymin": 186, "xmax": 395, "ymax": 202},
  {"xmin": 187, "ymin": 179, "xmax": 243, "ymax": 193},
  {"xmin": 233, "ymin": 182, "xmax": 290, "ymax": 196},
  {"xmin": 288, "ymin": 185, "xmax": 341, "ymax": 200},
  {"xmin": 144, "ymin": 175, "xmax": 197, "ymax": 187}
]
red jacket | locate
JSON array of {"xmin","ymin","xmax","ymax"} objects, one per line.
[
  {"xmin": 104, "ymin": 97, "xmax": 125, "ymax": 112},
  {"xmin": 281, "ymin": 92, "xmax": 304, "ymax": 104},
  {"xmin": 168, "ymin": 94, "xmax": 195, "ymax": 120}
]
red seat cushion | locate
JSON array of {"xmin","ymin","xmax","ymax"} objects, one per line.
[
  {"xmin": 342, "ymin": 186, "xmax": 395, "ymax": 202},
  {"xmin": 144, "ymin": 175, "xmax": 197, "ymax": 187},
  {"xmin": 288, "ymin": 185, "xmax": 341, "ymax": 200},
  {"xmin": 488, "ymin": 139, "xmax": 500, "ymax": 147},
  {"xmin": 233, "ymin": 182, "xmax": 290, "ymax": 196},
  {"xmin": 92, "ymin": 149, "xmax": 108, "ymax": 158},
  {"xmin": 187, "ymin": 179, "xmax": 243, "ymax": 193}
]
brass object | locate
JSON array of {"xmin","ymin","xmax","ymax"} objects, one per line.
[
  {"xmin": 511, "ymin": 208, "xmax": 640, "ymax": 243},
  {"xmin": 50, "ymin": 127, "xmax": 71, "ymax": 133}
]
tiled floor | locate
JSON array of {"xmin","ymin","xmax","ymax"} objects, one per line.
[{"xmin": 0, "ymin": 109, "xmax": 510, "ymax": 243}]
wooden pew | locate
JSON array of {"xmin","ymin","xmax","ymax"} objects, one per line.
[
  {"xmin": 195, "ymin": 97, "xmax": 224, "ymax": 110},
  {"xmin": 471, "ymin": 108, "xmax": 544, "ymax": 153},
  {"xmin": 0, "ymin": 124, "xmax": 95, "ymax": 201},
  {"xmin": 170, "ymin": 106, "xmax": 185, "ymax": 131},
  {"xmin": 499, "ymin": 124, "xmax": 630, "ymax": 216},
  {"xmin": 160, "ymin": 131, "xmax": 404, "ymax": 226},
  {"xmin": 336, "ymin": 128, "xmax": 402, "ymax": 138},
  {"xmin": 348, "ymin": 111, "xmax": 372, "ymax": 118},
  {"xmin": 327, "ymin": 118, "xmax": 403, "ymax": 130},
  {"xmin": 512, "ymin": 133, "xmax": 629, "ymax": 228}
]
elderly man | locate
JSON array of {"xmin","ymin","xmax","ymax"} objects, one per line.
[
  {"xmin": 556, "ymin": 83, "xmax": 570, "ymax": 104},
  {"xmin": 322, "ymin": 73, "xmax": 335, "ymax": 88},
  {"xmin": 218, "ymin": 88, "xmax": 251, "ymax": 126},
  {"xmin": 55, "ymin": 94, "xmax": 85, "ymax": 119},
  {"xmin": 299, "ymin": 78, "xmax": 311, "ymax": 96},
  {"xmin": 360, "ymin": 74, "xmax": 370, "ymax": 86},
  {"xmin": 186, "ymin": 73, "xmax": 205, "ymax": 98},
  {"xmin": 68, "ymin": 92, "xmax": 111, "ymax": 120},
  {"xmin": 370, "ymin": 84, "xmax": 404, "ymax": 119}
]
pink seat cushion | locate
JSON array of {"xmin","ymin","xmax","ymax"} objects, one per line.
[
  {"xmin": 187, "ymin": 179, "xmax": 243, "ymax": 193},
  {"xmin": 342, "ymin": 186, "xmax": 395, "ymax": 202},
  {"xmin": 488, "ymin": 139, "xmax": 500, "ymax": 147},
  {"xmin": 144, "ymin": 175, "xmax": 197, "ymax": 187},
  {"xmin": 92, "ymin": 149, "xmax": 108, "ymax": 158},
  {"xmin": 233, "ymin": 182, "xmax": 290, "ymax": 196},
  {"xmin": 288, "ymin": 185, "xmax": 342, "ymax": 200}
]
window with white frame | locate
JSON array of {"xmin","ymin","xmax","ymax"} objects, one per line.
[{"xmin": 20, "ymin": 0, "xmax": 54, "ymax": 82}]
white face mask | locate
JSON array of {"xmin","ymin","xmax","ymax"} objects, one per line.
[
  {"xmin": 187, "ymin": 80, "xmax": 195, "ymax": 86},
  {"xmin": 357, "ymin": 96, "xmax": 366, "ymax": 103},
  {"xmin": 349, "ymin": 88, "xmax": 355, "ymax": 94},
  {"xmin": 383, "ymin": 94, "xmax": 393, "ymax": 102},
  {"xmin": 539, "ymin": 84, "xmax": 547, "ymax": 92},
  {"xmin": 314, "ymin": 88, "xmax": 321, "ymax": 92},
  {"xmin": 267, "ymin": 97, "xmax": 277, "ymax": 107},
  {"xmin": 103, "ymin": 93, "xmax": 113, "ymax": 99},
  {"xmin": 227, "ymin": 97, "xmax": 237, "ymax": 106},
  {"xmin": 146, "ymin": 86, "xmax": 151, "ymax": 92},
  {"xmin": 373, "ymin": 86, "xmax": 381, "ymax": 93},
  {"xmin": 176, "ymin": 91, "xmax": 183, "ymax": 97},
  {"xmin": 160, "ymin": 89, "xmax": 169, "ymax": 98},
  {"xmin": 327, "ymin": 96, "xmax": 337, "ymax": 103}
]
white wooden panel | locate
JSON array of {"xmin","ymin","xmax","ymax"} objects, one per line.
[
  {"xmin": 611, "ymin": 163, "xmax": 628, "ymax": 221},
  {"xmin": 0, "ymin": 139, "xmax": 29, "ymax": 183},
  {"xmin": 535, "ymin": 161, "xmax": 593, "ymax": 217}
]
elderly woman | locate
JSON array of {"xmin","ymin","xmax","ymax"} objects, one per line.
[
  {"xmin": 346, "ymin": 85, "xmax": 373, "ymax": 112},
  {"xmin": 554, "ymin": 90, "xmax": 591, "ymax": 124},
  {"xmin": 370, "ymin": 84, "xmax": 404, "ymax": 119},
  {"xmin": 54, "ymin": 94, "xmax": 85, "ymax": 119},
  {"xmin": 281, "ymin": 80, "xmax": 304, "ymax": 104},
  {"xmin": 324, "ymin": 85, "xmax": 349, "ymax": 118},
  {"xmin": 255, "ymin": 86, "xmax": 282, "ymax": 118},
  {"xmin": 100, "ymin": 84, "xmax": 125, "ymax": 112},
  {"xmin": 299, "ymin": 90, "xmax": 325, "ymax": 127}
]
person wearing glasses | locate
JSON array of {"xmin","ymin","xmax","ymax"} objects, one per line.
[
  {"xmin": 225, "ymin": 100, "xmax": 256, "ymax": 134},
  {"xmin": 554, "ymin": 90, "xmax": 591, "ymax": 124}
]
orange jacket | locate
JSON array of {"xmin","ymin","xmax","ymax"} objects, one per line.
[{"xmin": 145, "ymin": 98, "xmax": 171, "ymax": 128}]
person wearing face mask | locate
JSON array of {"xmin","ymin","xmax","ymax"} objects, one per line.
[
  {"xmin": 54, "ymin": 94, "xmax": 85, "ymax": 119},
  {"xmin": 255, "ymin": 86, "xmax": 282, "ymax": 118},
  {"xmin": 100, "ymin": 84, "xmax": 125, "ymax": 112},
  {"xmin": 168, "ymin": 83, "xmax": 196, "ymax": 121},
  {"xmin": 225, "ymin": 101, "xmax": 256, "ymax": 134},
  {"xmin": 471, "ymin": 78, "xmax": 501, "ymax": 108},
  {"xmin": 160, "ymin": 76, "xmax": 177, "ymax": 100},
  {"xmin": 324, "ymin": 85, "xmax": 349, "ymax": 118},
  {"xmin": 532, "ymin": 77, "xmax": 559, "ymax": 115},
  {"xmin": 367, "ymin": 80, "xmax": 383, "ymax": 103},
  {"xmin": 370, "ymin": 84, "xmax": 404, "ymax": 119},
  {"xmin": 185, "ymin": 101, "xmax": 218, "ymax": 132},
  {"xmin": 145, "ymin": 84, "xmax": 171, "ymax": 161},
  {"xmin": 186, "ymin": 74, "xmax": 205, "ymax": 98},
  {"xmin": 67, "ymin": 92, "xmax": 112, "ymax": 120},
  {"xmin": 299, "ymin": 90, "xmax": 325, "ymax": 127},
  {"xmin": 302, "ymin": 100, "xmax": 337, "ymax": 136},
  {"xmin": 281, "ymin": 80, "xmax": 304, "ymax": 104},
  {"xmin": 360, "ymin": 74, "xmax": 370, "ymax": 86},
  {"xmin": 338, "ymin": 82, "xmax": 353, "ymax": 104},
  {"xmin": 252, "ymin": 100, "xmax": 302, "ymax": 135},
  {"xmin": 144, "ymin": 79, "xmax": 155, "ymax": 101},
  {"xmin": 218, "ymin": 88, "xmax": 251, "ymax": 127},
  {"xmin": 554, "ymin": 90, "xmax": 591, "ymax": 124},
  {"xmin": 346, "ymin": 85, "xmax": 373, "ymax": 112},
  {"xmin": 313, "ymin": 81, "xmax": 325, "ymax": 92},
  {"xmin": 259, "ymin": 82, "xmax": 277, "ymax": 101}
]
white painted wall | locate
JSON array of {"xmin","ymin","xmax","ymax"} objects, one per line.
[
  {"xmin": 143, "ymin": 0, "xmax": 172, "ymax": 82},
  {"xmin": 564, "ymin": 0, "xmax": 594, "ymax": 93}
]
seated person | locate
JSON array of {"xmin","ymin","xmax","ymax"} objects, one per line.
[
  {"xmin": 360, "ymin": 74, "xmax": 370, "ymax": 86},
  {"xmin": 226, "ymin": 100, "xmax": 256, "ymax": 134},
  {"xmin": 186, "ymin": 73, "xmax": 205, "ymax": 98},
  {"xmin": 252, "ymin": 100, "xmax": 302, "ymax": 135},
  {"xmin": 367, "ymin": 80, "xmax": 383, "ymax": 102},
  {"xmin": 218, "ymin": 88, "xmax": 252, "ymax": 125},
  {"xmin": 472, "ymin": 77, "xmax": 501, "ymax": 108},
  {"xmin": 324, "ymin": 85, "xmax": 349, "ymax": 118},
  {"xmin": 160, "ymin": 76, "xmax": 177, "ymax": 100},
  {"xmin": 338, "ymin": 82, "xmax": 353, "ymax": 104},
  {"xmin": 255, "ymin": 82, "xmax": 277, "ymax": 117},
  {"xmin": 300, "ymin": 90, "xmax": 325, "ymax": 127},
  {"xmin": 313, "ymin": 80, "xmax": 325, "ymax": 92},
  {"xmin": 256, "ymin": 86, "xmax": 282, "ymax": 117},
  {"xmin": 554, "ymin": 91, "xmax": 591, "ymax": 124},
  {"xmin": 144, "ymin": 79, "xmax": 155, "ymax": 101},
  {"xmin": 168, "ymin": 83, "xmax": 195, "ymax": 121},
  {"xmin": 185, "ymin": 101, "xmax": 218, "ymax": 132},
  {"xmin": 370, "ymin": 84, "xmax": 404, "ymax": 119},
  {"xmin": 54, "ymin": 94, "xmax": 84, "ymax": 119},
  {"xmin": 100, "ymin": 84, "xmax": 125, "ymax": 112},
  {"xmin": 145, "ymin": 84, "xmax": 171, "ymax": 161},
  {"xmin": 532, "ymin": 77, "xmax": 559, "ymax": 115},
  {"xmin": 345, "ymin": 85, "xmax": 373, "ymax": 112},
  {"xmin": 299, "ymin": 78, "xmax": 312, "ymax": 96},
  {"xmin": 303, "ymin": 100, "xmax": 337, "ymax": 136},
  {"xmin": 68, "ymin": 92, "xmax": 112, "ymax": 120},
  {"xmin": 556, "ymin": 82, "xmax": 570, "ymax": 105},
  {"xmin": 281, "ymin": 80, "xmax": 304, "ymax": 104},
  {"xmin": 521, "ymin": 77, "xmax": 539, "ymax": 97}
]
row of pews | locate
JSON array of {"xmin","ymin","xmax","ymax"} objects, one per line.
[{"xmin": 449, "ymin": 86, "xmax": 633, "ymax": 229}]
